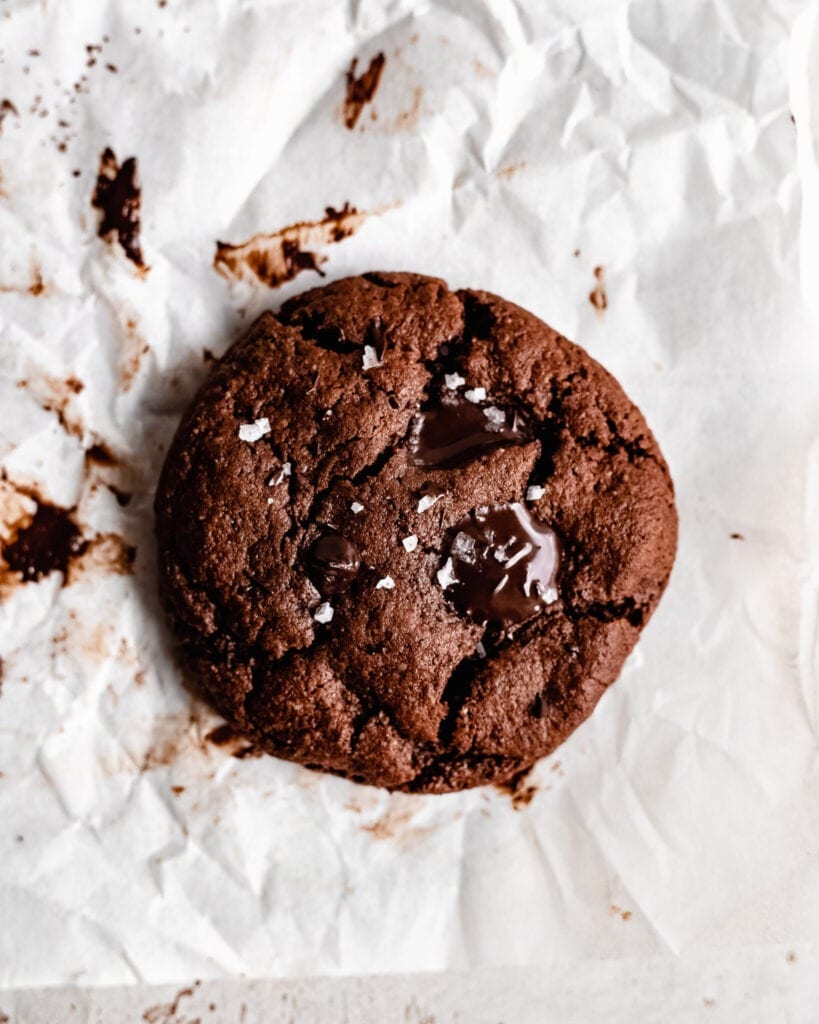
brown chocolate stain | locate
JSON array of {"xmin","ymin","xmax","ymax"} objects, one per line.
[
  {"xmin": 85, "ymin": 441, "xmax": 119, "ymax": 467},
  {"xmin": 610, "ymin": 904, "xmax": 632, "ymax": 921},
  {"xmin": 65, "ymin": 532, "xmax": 136, "ymax": 585},
  {"xmin": 343, "ymin": 52, "xmax": 386, "ymax": 129},
  {"xmin": 142, "ymin": 982, "xmax": 200, "ymax": 1024},
  {"xmin": 18, "ymin": 374, "xmax": 85, "ymax": 439},
  {"xmin": 786, "ymin": 950, "xmax": 797, "ymax": 963},
  {"xmin": 214, "ymin": 203, "xmax": 368, "ymax": 289},
  {"xmin": 120, "ymin": 316, "xmax": 150, "ymax": 391},
  {"xmin": 730, "ymin": 532, "xmax": 744, "ymax": 540},
  {"xmin": 703, "ymin": 998, "xmax": 716, "ymax": 1007},
  {"xmin": 473, "ymin": 58, "xmax": 495, "ymax": 79},
  {"xmin": 206, "ymin": 723, "xmax": 260, "ymax": 759},
  {"xmin": 495, "ymin": 766, "xmax": 537, "ymax": 809},
  {"xmin": 0, "ymin": 263, "xmax": 52, "ymax": 298},
  {"xmin": 394, "ymin": 86, "xmax": 423, "ymax": 132},
  {"xmin": 359, "ymin": 798, "xmax": 438, "ymax": 841},
  {"xmin": 0, "ymin": 99, "xmax": 18, "ymax": 134},
  {"xmin": 589, "ymin": 265, "xmax": 607, "ymax": 314},
  {"xmin": 91, "ymin": 147, "xmax": 147, "ymax": 270},
  {"xmin": 496, "ymin": 160, "xmax": 526, "ymax": 180},
  {"xmin": 2, "ymin": 500, "xmax": 85, "ymax": 584},
  {"xmin": 0, "ymin": 476, "xmax": 135, "ymax": 598}
]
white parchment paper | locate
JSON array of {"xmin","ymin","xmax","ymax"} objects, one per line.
[{"xmin": 1, "ymin": 0, "xmax": 818, "ymax": 989}]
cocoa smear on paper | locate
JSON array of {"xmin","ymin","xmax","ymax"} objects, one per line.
[
  {"xmin": 0, "ymin": 477, "xmax": 135, "ymax": 595},
  {"xmin": 142, "ymin": 982, "xmax": 200, "ymax": 1024},
  {"xmin": 343, "ymin": 52, "xmax": 386, "ymax": 129},
  {"xmin": 91, "ymin": 147, "xmax": 147, "ymax": 269},
  {"xmin": 0, "ymin": 99, "xmax": 18, "ymax": 134},
  {"xmin": 17, "ymin": 374, "xmax": 85, "ymax": 439},
  {"xmin": 206, "ymin": 723, "xmax": 261, "ymax": 759},
  {"xmin": 495, "ymin": 766, "xmax": 537, "ymax": 809},
  {"xmin": 214, "ymin": 203, "xmax": 368, "ymax": 289}
]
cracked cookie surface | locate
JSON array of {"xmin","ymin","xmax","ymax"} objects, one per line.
[{"xmin": 155, "ymin": 272, "xmax": 677, "ymax": 792}]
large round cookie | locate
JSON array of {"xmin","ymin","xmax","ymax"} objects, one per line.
[{"xmin": 155, "ymin": 272, "xmax": 677, "ymax": 792}]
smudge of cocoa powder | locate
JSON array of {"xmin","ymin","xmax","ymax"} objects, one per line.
[
  {"xmin": 343, "ymin": 52, "xmax": 386, "ymax": 129},
  {"xmin": 214, "ymin": 203, "xmax": 368, "ymax": 289},
  {"xmin": 589, "ymin": 265, "xmax": 607, "ymax": 314},
  {"xmin": 91, "ymin": 148, "xmax": 147, "ymax": 269},
  {"xmin": 495, "ymin": 766, "xmax": 537, "ymax": 809}
]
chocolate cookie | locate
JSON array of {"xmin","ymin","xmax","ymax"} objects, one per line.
[{"xmin": 155, "ymin": 272, "xmax": 677, "ymax": 792}]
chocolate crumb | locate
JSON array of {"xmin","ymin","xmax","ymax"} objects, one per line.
[
  {"xmin": 730, "ymin": 532, "xmax": 744, "ymax": 540},
  {"xmin": 343, "ymin": 52, "xmax": 386, "ymax": 130},
  {"xmin": 589, "ymin": 265, "xmax": 607, "ymax": 313}
]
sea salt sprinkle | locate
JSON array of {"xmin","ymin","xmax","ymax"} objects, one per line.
[
  {"xmin": 483, "ymin": 406, "xmax": 506, "ymax": 428},
  {"xmin": 238, "ymin": 417, "xmax": 270, "ymax": 442},
  {"xmin": 375, "ymin": 576, "xmax": 395, "ymax": 590},
  {"xmin": 313, "ymin": 602, "xmax": 334, "ymax": 624},
  {"xmin": 526, "ymin": 484, "xmax": 545, "ymax": 501},
  {"xmin": 351, "ymin": 501, "xmax": 365, "ymax": 514},
  {"xmin": 269, "ymin": 462, "xmax": 292, "ymax": 486},
  {"xmin": 436, "ymin": 558, "xmax": 458, "ymax": 589},
  {"xmin": 417, "ymin": 494, "xmax": 442, "ymax": 513},
  {"xmin": 402, "ymin": 534, "xmax": 418, "ymax": 552},
  {"xmin": 444, "ymin": 372, "xmax": 466, "ymax": 390},
  {"xmin": 362, "ymin": 345, "xmax": 382, "ymax": 370},
  {"xmin": 463, "ymin": 387, "xmax": 486, "ymax": 403}
]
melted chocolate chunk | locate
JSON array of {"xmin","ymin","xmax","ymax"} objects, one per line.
[
  {"xmin": 439, "ymin": 502, "xmax": 559, "ymax": 629},
  {"xmin": 308, "ymin": 531, "xmax": 361, "ymax": 595},
  {"xmin": 3, "ymin": 502, "xmax": 86, "ymax": 582},
  {"xmin": 411, "ymin": 396, "xmax": 530, "ymax": 469}
]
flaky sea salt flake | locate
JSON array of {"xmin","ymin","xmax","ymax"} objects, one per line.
[
  {"xmin": 314, "ymin": 602, "xmax": 334, "ymax": 624},
  {"xmin": 417, "ymin": 494, "xmax": 442, "ymax": 513},
  {"xmin": 437, "ymin": 558, "xmax": 458, "ymax": 590},
  {"xmin": 269, "ymin": 461, "xmax": 292, "ymax": 486},
  {"xmin": 402, "ymin": 534, "xmax": 418, "ymax": 552},
  {"xmin": 526, "ymin": 484, "xmax": 545, "ymax": 501},
  {"xmin": 375, "ymin": 575, "xmax": 395, "ymax": 590},
  {"xmin": 444, "ymin": 372, "xmax": 466, "ymax": 390},
  {"xmin": 362, "ymin": 345, "xmax": 382, "ymax": 370},
  {"xmin": 464, "ymin": 387, "xmax": 486, "ymax": 403},
  {"xmin": 351, "ymin": 501, "xmax": 365, "ymax": 514},
  {"xmin": 238, "ymin": 417, "xmax": 270, "ymax": 443},
  {"xmin": 483, "ymin": 405, "xmax": 506, "ymax": 428}
]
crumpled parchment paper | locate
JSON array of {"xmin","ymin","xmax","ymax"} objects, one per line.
[{"xmin": 1, "ymin": 0, "xmax": 818, "ymax": 989}]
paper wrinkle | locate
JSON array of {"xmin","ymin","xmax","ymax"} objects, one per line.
[{"xmin": 1, "ymin": 0, "xmax": 818, "ymax": 989}]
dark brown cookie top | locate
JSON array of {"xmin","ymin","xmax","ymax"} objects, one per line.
[{"xmin": 155, "ymin": 272, "xmax": 677, "ymax": 792}]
